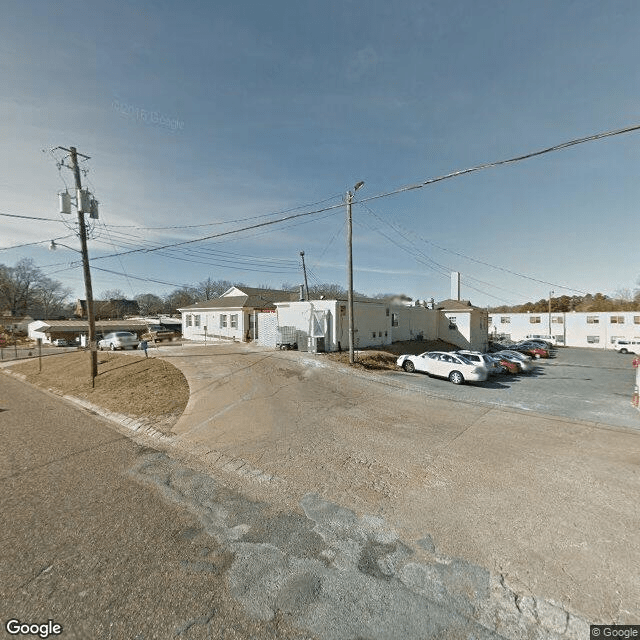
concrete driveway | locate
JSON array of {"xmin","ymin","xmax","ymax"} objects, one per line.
[{"xmin": 148, "ymin": 341, "xmax": 639, "ymax": 635}]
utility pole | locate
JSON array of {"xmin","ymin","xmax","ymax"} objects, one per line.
[
  {"xmin": 299, "ymin": 251, "xmax": 309, "ymax": 301},
  {"xmin": 346, "ymin": 181, "xmax": 365, "ymax": 365},
  {"xmin": 548, "ymin": 290, "xmax": 554, "ymax": 336},
  {"xmin": 57, "ymin": 146, "xmax": 98, "ymax": 385}
]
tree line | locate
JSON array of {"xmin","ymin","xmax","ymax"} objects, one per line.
[
  {"xmin": 489, "ymin": 289, "xmax": 640, "ymax": 314},
  {"xmin": 4, "ymin": 257, "xmax": 638, "ymax": 320},
  {"xmin": 0, "ymin": 259, "xmax": 402, "ymax": 320}
]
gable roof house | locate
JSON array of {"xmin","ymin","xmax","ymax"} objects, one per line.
[{"xmin": 178, "ymin": 286, "xmax": 299, "ymax": 342}]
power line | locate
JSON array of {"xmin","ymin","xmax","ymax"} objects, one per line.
[
  {"xmin": 58, "ymin": 121, "xmax": 640, "ymax": 264},
  {"xmin": 0, "ymin": 234, "xmax": 76, "ymax": 251},
  {"xmin": 0, "ymin": 211, "xmax": 62, "ymax": 222},
  {"xmin": 356, "ymin": 123, "xmax": 640, "ymax": 206}
]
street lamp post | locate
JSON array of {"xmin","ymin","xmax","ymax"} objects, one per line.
[{"xmin": 346, "ymin": 181, "xmax": 365, "ymax": 365}]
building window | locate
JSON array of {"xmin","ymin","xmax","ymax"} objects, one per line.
[
  {"xmin": 386, "ymin": 308, "xmax": 390, "ymax": 317},
  {"xmin": 391, "ymin": 313, "xmax": 399, "ymax": 327},
  {"xmin": 634, "ymin": 316, "xmax": 640, "ymax": 324},
  {"xmin": 610, "ymin": 316, "xmax": 624, "ymax": 324},
  {"xmin": 586, "ymin": 316, "xmax": 599, "ymax": 324},
  {"xmin": 186, "ymin": 315, "xmax": 192, "ymax": 327},
  {"xmin": 220, "ymin": 315, "xmax": 227, "ymax": 328},
  {"xmin": 529, "ymin": 316, "xmax": 541, "ymax": 324},
  {"xmin": 488, "ymin": 316, "xmax": 494, "ymax": 324},
  {"xmin": 500, "ymin": 317, "xmax": 510, "ymax": 324},
  {"xmin": 194, "ymin": 315, "xmax": 200, "ymax": 327},
  {"xmin": 552, "ymin": 316, "xmax": 563, "ymax": 324},
  {"xmin": 587, "ymin": 336, "xmax": 600, "ymax": 344},
  {"xmin": 230, "ymin": 314, "xmax": 238, "ymax": 328},
  {"xmin": 449, "ymin": 316, "xmax": 457, "ymax": 325},
  {"xmin": 384, "ymin": 331, "xmax": 388, "ymax": 337}
]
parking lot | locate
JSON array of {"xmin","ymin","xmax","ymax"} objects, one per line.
[{"xmin": 385, "ymin": 347, "xmax": 640, "ymax": 430}]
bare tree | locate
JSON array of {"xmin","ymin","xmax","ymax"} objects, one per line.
[
  {"xmin": 164, "ymin": 286, "xmax": 200, "ymax": 314},
  {"xmin": 100, "ymin": 288, "xmax": 126, "ymax": 300},
  {"xmin": 0, "ymin": 258, "xmax": 50, "ymax": 317},
  {"xmin": 195, "ymin": 278, "xmax": 233, "ymax": 301},
  {"xmin": 32, "ymin": 278, "xmax": 72, "ymax": 319},
  {"xmin": 135, "ymin": 293, "xmax": 165, "ymax": 316}
]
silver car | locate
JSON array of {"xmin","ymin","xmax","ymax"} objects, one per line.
[
  {"xmin": 98, "ymin": 331, "xmax": 140, "ymax": 351},
  {"xmin": 396, "ymin": 351, "xmax": 488, "ymax": 385}
]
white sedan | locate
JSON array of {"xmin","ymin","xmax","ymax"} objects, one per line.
[{"xmin": 396, "ymin": 351, "xmax": 488, "ymax": 385}]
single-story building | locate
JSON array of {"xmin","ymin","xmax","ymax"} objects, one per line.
[
  {"xmin": 178, "ymin": 286, "xmax": 298, "ymax": 342},
  {"xmin": 28, "ymin": 319, "xmax": 149, "ymax": 345},
  {"xmin": 262, "ymin": 297, "xmax": 487, "ymax": 352}
]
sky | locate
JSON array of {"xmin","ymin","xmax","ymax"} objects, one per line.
[{"xmin": 1, "ymin": 0, "xmax": 639, "ymax": 308}]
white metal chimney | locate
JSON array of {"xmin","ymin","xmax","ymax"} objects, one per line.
[{"xmin": 451, "ymin": 271, "xmax": 461, "ymax": 301}]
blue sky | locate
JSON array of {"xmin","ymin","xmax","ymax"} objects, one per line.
[{"xmin": 1, "ymin": 0, "xmax": 639, "ymax": 307}]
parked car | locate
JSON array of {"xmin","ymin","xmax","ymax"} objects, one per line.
[
  {"xmin": 456, "ymin": 350, "xmax": 502, "ymax": 375},
  {"xmin": 494, "ymin": 350, "xmax": 535, "ymax": 373},
  {"xmin": 613, "ymin": 339, "xmax": 640, "ymax": 355},
  {"xmin": 512, "ymin": 342, "xmax": 549, "ymax": 359},
  {"xmin": 142, "ymin": 325, "xmax": 176, "ymax": 343},
  {"xmin": 489, "ymin": 353, "xmax": 520, "ymax": 374},
  {"xmin": 98, "ymin": 331, "xmax": 140, "ymax": 351},
  {"xmin": 396, "ymin": 351, "xmax": 488, "ymax": 385},
  {"xmin": 52, "ymin": 338, "xmax": 69, "ymax": 347},
  {"xmin": 525, "ymin": 334, "xmax": 558, "ymax": 347}
]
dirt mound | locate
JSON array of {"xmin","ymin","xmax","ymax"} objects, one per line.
[{"xmin": 8, "ymin": 351, "xmax": 189, "ymax": 427}]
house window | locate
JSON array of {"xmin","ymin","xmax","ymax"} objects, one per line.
[
  {"xmin": 186, "ymin": 315, "xmax": 192, "ymax": 327},
  {"xmin": 230, "ymin": 314, "xmax": 238, "ymax": 328},
  {"xmin": 449, "ymin": 316, "xmax": 457, "ymax": 325},
  {"xmin": 634, "ymin": 316, "xmax": 640, "ymax": 324},
  {"xmin": 587, "ymin": 336, "xmax": 600, "ymax": 344},
  {"xmin": 488, "ymin": 316, "xmax": 494, "ymax": 324},
  {"xmin": 386, "ymin": 308, "xmax": 390, "ymax": 317},
  {"xmin": 391, "ymin": 313, "xmax": 399, "ymax": 327},
  {"xmin": 529, "ymin": 316, "xmax": 541, "ymax": 324},
  {"xmin": 378, "ymin": 331, "xmax": 382, "ymax": 337},
  {"xmin": 220, "ymin": 315, "xmax": 227, "ymax": 328},
  {"xmin": 384, "ymin": 331, "xmax": 387, "ymax": 337},
  {"xmin": 372, "ymin": 332, "xmax": 376, "ymax": 338},
  {"xmin": 194, "ymin": 315, "xmax": 200, "ymax": 327},
  {"xmin": 500, "ymin": 317, "xmax": 510, "ymax": 324},
  {"xmin": 552, "ymin": 316, "xmax": 563, "ymax": 324},
  {"xmin": 586, "ymin": 316, "xmax": 599, "ymax": 324},
  {"xmin": 610, "ymin": 316, "xmax": 624, "ymax": 324}
]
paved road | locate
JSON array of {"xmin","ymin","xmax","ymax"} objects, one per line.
[
  {"xmin": 0, "ymin": 374, "xmax": 320, "ymax": 640},
  {"xmin": 385, "ymin": 347, "xmax": 639, "ymax": 429},
  {"xmin": 0, "ymin": 373, "xmax": 516, "ymax": 640}
]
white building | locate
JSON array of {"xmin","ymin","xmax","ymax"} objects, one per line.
[
  {"xmin": 267, "ymin": 297, "xmax": 487, "ymax": 352},
  {"xmin": 178, "ymin": 286, "xmax": 297, "ymax": 342},
  {"xmin": 488, "ymin": 311, "xmax": 640, "ymax": 349}
]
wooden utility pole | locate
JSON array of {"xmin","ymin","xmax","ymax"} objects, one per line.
[
  {"xmin": 68, "ymin": 146, "xmax": 98, "ymax": 385},
  {"xmin": 346, "ymin": 181, "xmax": 364, "ymax": 365},
  {"xmin": 300, "ymin": 251, "xmax": 309, "ymax": 301}
]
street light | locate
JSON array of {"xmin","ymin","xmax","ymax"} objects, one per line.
[{"xmin": 346, "ymin": 180, "xmax": 365, "ymax": 365}]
